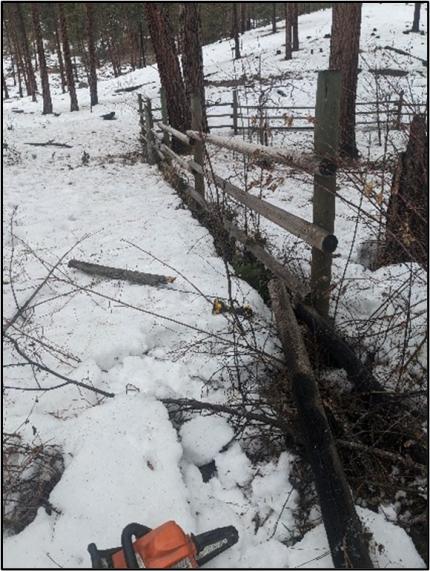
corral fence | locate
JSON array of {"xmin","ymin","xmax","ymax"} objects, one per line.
[
  {"xmin": 151, "ymin": 88, "xmax": 426, "ymax": 147},
  {"xmin": 139, "ymin": 71, "xmax": 342, "ymax": 318}
]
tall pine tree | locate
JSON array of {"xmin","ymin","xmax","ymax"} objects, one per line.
[{"xmin": 329, "ymin": 3, "xmax": 362, "ymax": 158}]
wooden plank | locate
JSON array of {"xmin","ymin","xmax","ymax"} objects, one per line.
[
  {"xmin": 212, "ymin": 173, "xmax": 337, "ymax": 253},
  {"xmin": 268, "ymin": 279, "xmax": 374, "ymax": 569},
  {"xmin": 311, "ymin": 70, "xmax": 341, "ymax": 317}
]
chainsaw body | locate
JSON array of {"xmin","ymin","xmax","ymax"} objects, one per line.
[{"xmin": 88, "ymin": 521, "xmax": 238, "ymax": 569}]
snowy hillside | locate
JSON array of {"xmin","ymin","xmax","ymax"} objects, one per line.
[{"xmin": 3, "ymin": 3, "xmax": 427, "ymax": 569}]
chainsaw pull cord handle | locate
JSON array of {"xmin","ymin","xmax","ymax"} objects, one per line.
[{"xmin": 121, "ymin": 523, "xmax": 152, "ymax": 568}]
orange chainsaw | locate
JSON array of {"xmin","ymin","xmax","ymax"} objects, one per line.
[{"xmin": 88, "ymin": 520, "xmax": 238, "ymax": 569}]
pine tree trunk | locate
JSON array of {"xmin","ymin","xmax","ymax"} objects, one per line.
[
  {"xmin": 31, "ymin": 4, "xmax": 53, "ymax": 114},
  {"xmin": 144, "ymin": 3, "xmax": 191, "ymax": 143},
  {"xmin": 232, "ymin": 4, "xmax": 241, "ymax": 59},
  {"xmin": 4, "ymin": 20, "xmax": 17, "ymax": 86},
  {"xmin": 55, "ymin": 24, "xmax": 66, "ymax": 93},
  {"xmin": 272, "ymin": 3, "xmax": 277, "ymax": 33},
  {"xmin": 240, "ymin": 3, "xmax": 247, "ymax": 34},
  {"xmin": 139, "ymin": 21, "xmax": 146, "ymax": 67},
  {"xmin": 292, "ymin": 3, "xmax": 299, "ymax": 51},
  {"xmin": 33, "ymin": 38, "xmax": 38, "ymax": 72},
  {"xmin": 329, "ymin": 3, "xmax": 362, "ymax": 158},
  {"xmin": 3, "ymin": 72, "xmax": 9, "ymax": 99},
  {"xmin": 284, "ymin": 3, "xmax": 293, "ymax": 60},
  {"xmin": 58, "ymin": 3, "xmax": 79, "ymax": 111},
  {"xmin": 412, "ymin": 2, "xmax": 421, "ymax": 32},
  {"xmin": 85, "ymin": 3, "xmax": 98, "ymax": 106},
  {"xmin": 182, "ymin": 4, "xmax": 208, "ymax": 132},
  {"xmin": 15, "ymin": 3, "xmax": 37, "ymax": 100},
  {"xmin": 8, "ymin": 7, "xmax": 27, "ymax": 96},
  {"xmin": 383, "ymin": 115, "xmax": 428, "ymax": 268}
]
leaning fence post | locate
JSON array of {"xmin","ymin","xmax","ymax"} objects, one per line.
[
  {"xmin": 232, "ymin": 89, "xmax": 238, "ymax": 135},
  {"xmin": 159, "ymin": 86, "xmax": 170, "ymax": 145},
  {"xmin": 395, "ymin": 89, "xmax": 404, "ymax": 129},
  {"xmin": 191, "ymin": 94, "xmax": 205, "ymax": 197},
  {"xmin": 144, "ymin": 97, "xmax": 156, "ymax": 166},
  {"xmin": 310, "ymin": 70, "xmax": 341, "ymax": 319}
]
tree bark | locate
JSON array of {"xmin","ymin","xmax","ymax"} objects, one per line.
[
  {"xmin": 85, "ymin": 3, "xmax": 98, "ymax": 106},
  {"xmin": 15, "ymin": 3, "xmax": 37, "ymax": 100},
  {"xmin": 144, "ymin": 3, "xmax": 191, "ymax": 142},
  {"xmin": 292, "ymin": 2, "xmax": 299, "ymax": 51},
  {"xmin": 329, "ymin": 3, "xmax": 362, "ymax": 158},
  {"xmin": 382, "ymin": 114, "xmax": 428, "ymax": 268},
  {"xmin": 232, "ymin": 4, "xmax": 241, "ymax": 59},
  {"xmin": 412, "ymin": 2, "xmax": 421, "ymax": 32},
  {"xmin": 182, "ymin": 3, "xmax": 208, "ymax": 131},
  {"xmin": 31, "ymin": 4, "xmax": 53, "ymax": 114},
  {"xmin": 58, "ymin": 3, "xmax": 79, "ymax": 111},
  {"xmin": 54, "ymin": 23, "xmax": 66, "ymax": 93},
  {"xmin": 284, "ymin": 3, "xmax": 293, "ymax": 60}
]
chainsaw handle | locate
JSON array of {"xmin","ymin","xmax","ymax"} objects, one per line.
[{"xmin": 121, "ymin": 523, "xmax": 152, "ymax": 568}]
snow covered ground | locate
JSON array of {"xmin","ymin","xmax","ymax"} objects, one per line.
[{"xmin": 3, "ymin": 3, "xmax": 427, "ymax": 569}]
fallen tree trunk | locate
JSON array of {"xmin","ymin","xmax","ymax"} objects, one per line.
[
  {"xmin": 68, "ymin": 259, "xmax": 176, "ymax": 286},
  {"xmin": 268, "ymin": 279, "xmax": 374, "ymax": 569}
]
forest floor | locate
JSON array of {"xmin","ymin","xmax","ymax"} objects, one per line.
[{"xmin": 3, "ymin": 3, "xmax": 427, "ymax": 568}]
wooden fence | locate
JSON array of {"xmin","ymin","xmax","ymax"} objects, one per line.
[
  {"xmin": 137, "ymin": 70, "xmax": 376, "ymax": 568},
  {"xmin": 139, "ymin": 70, "xmax": 342, "ymax": 318}
]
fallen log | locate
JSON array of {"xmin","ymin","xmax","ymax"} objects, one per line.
[
  {"xmin": 114, "ymin": 83, "xmax": 144, "ymax": 93},
  {"xmin": 294, "ymin": 302, "xmax": 386, "ymax": 395},
  {"xmin": 268, "ymin": 279, "xmax": 374, "ymax": 569},
  {"xmin": 25, "ymin": 140, "xmax": 73, "ymax": 148},
  {"xmin": 68, "ymin": 259, "xmax": 176, "ymax": 286}
]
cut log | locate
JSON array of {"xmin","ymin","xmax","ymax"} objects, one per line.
[
  {"xmin": 268, "ymin": 279, "xmax": 374, "ymax": 569},
  {"xmin": 25, "ymin": 140, "xmax": 73, "ymax": 148},
  {"xmin": 68, "ymin": 259, "xmax": 176, "ymax": 286}
]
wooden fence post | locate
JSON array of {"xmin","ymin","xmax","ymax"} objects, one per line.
[
  {"xmin": 191, "ymin": 94, "xmax": 205, "ymax": 197},
  {"xmin": 159, "ymin": 86, "xmax": 170, "ymax": 145},
  {"xmin": 395, "ymin": 89, "xmax": 404, "ymax": 129},
  {"xmin": 232, "ymin": 89, "xmax": 238, "ymax": 135},
  {"xmin": 144, "ymin": 97, "xmax": 156, "ymax": 166},
  {"xmin": 310, "ymin": 70, "xmax": 341, "ymax": 318}
]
